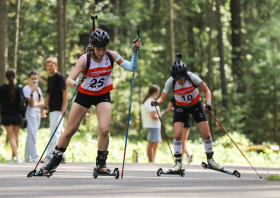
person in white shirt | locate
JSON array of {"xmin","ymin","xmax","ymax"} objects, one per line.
[
  {"xmin": 141, "ymin": 85, "xmax": 165, "ymax": 163},
  {"xmin": 23, "ymin": 70, "xmax": 44, "ymax": 162}
]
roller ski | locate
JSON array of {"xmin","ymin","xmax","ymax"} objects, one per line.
[
  {"xmin": 27, "ymin": 146, "xmax": 65, "ymax": 178},
  {"xmin": 201, "ymin": 152, "xmax": 241, "ymax": 178},
  {"xmin": 157, "ymin": 154, "xmax": 185, "ymax": 177},
  {"xmin": 93, "ymin": 150, "xmax": 119, "ymax": 179}
]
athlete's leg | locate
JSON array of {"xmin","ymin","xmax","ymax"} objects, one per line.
[
  {"xmin": 197, "ymin": 121, "xmax": 223, "ymax": 170},
  {"xmin": 41, "ymin": 103, "xmax": 88, "ymax": 174},
  {"xmin": 95, "ymin": 102, "xmax": 111, "ymax": 172},
  {"xmin": 174, "ymin": 122, "xmax": 183, "ymax": 141},
  {"xmin": 96, "ymin": 102, "xmax": 111, "ymax": 150},
  {"xmin": 58, "ymin": 103, "xmax": 88, "ymax": 148},
  {"xmin": 169, "ymin": 122, "xmax": 184, "ymax": 172},
  {"xmin": 182, "ymin": 127, "xmax": 190, "ymax": 155}
]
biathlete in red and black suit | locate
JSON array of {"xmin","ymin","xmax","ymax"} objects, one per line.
[
  {"xmin": 152, "ymin": 55, "xmax": 224, "ymax": 172},
  {"xmin": 39, "ymin": 28, "xmax": 141, "ymax": 175}
]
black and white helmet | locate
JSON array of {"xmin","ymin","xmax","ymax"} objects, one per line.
[
  {"xmin": 170, "ymin": 59, "xmax": 187, "ymax": 80},
  {"xmin": 89, "ymin": 28, "xmax": 110, "ymax": 47}
]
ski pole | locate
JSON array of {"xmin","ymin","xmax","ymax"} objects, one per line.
[
  {"xmin": 204, "ymin": 105, "xmax": 262, "ymax": 179},
  {"xmin": 121, "ymin": 29, "xmax": 140, "ymax": 179},
  {"xmin": 155, "ymin": 107, "xmax": 175, "ymax": 162},
  {"xmin": 27, "ymin": 86, "xmax": 79, "ymax": 177}
]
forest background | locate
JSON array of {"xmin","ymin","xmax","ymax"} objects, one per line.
[{"xmin": 0, "ymin": 0, "xmax": 280, "ymax": 165}]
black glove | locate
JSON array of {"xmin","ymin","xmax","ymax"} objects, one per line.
[
  {"xmin": 205, "ymin": 104, "xmax": 212, "ymax": 111},
  {"xmin": 151, "ymin": 100, "xmax": 158, "ymax": 106}
]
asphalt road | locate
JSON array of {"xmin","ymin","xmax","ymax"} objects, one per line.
[{"xmin": 0, "ymin": 162, "xmax": 279, "ymax": 198}]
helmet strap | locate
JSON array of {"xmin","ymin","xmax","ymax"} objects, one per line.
[{"xmin": 90, "ymin": 46, "xmax": 98, "ymax": 59}]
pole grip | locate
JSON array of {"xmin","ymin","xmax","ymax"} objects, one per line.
[{"xmin": 91, "ymin": 15, "xmax": 98, "ymax": 31}]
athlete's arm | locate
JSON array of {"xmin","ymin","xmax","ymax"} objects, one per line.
[
  {"xmin": 188, "ymin": 72, "xmax": 203, "ymax": 87},
  {"xmin": 66, "ymin": 56, "xmax": 86, "ymax": 87},
  {"xmin": 199, "ymin": 82, "xmax": 211, "ymax": 105},
  {"xmin": 155, "ymin": 92, "xmax": 168, "ymax": 106},
  {"xmin": 151, "ymin": 78, "xmax": 173, "ymax": 106},
  {"xmin": 109, "ymin": 50, "xmax": 139, "ymax": 72}
]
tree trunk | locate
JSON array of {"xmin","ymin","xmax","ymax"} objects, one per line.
[
  {"xmin": 273, "ymin": 74, "xmax": 277, "ymax": 142},
  {"xmin": 113, "ymin": 0, "xmax": 120, "ymax": 51},
  {"xmin": 0, "ymin": 0, "xmax": 8, "ymax": 144},
  {"xmin": 178, "ymin": 0, "xmax": 184, "ymax": 54},
  {"xmin": 169, "ymin": 0, "xmax": 175, "ymax": 64},
  {"xmin": 197, "ymin": 2, "xmax": 204, "ymax": 74},
  {"xmin": 0, "ymin": 0, "xmax": 8, "ymax": 85},
  {"xmin": 207, "ymin": 0, "xmax": 214, "ymax": 140},
  {"xmin": 186, "ymin": 0, "xmax": 195, "ymax": 72},
  {"xmin": 12, "ymin": 0, "xmax": 21, "ymax": 73},
  {"xmin": 216, "ymin": 0, "xmax": 228, "ymax": 108},
  {"xmin": 63, "ymin": 0, "xmax": 68, "ymax": 73},
  {"xmin": 230, "ymin": 0, "xmax": 244, "ymax": 93},
  {"xmin": 57, "ymin": 0, "xmax": 67, "ymax": 77}
]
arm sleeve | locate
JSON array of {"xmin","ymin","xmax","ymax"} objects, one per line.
[
  {"xmin": 57, "ymin": 74, "xmax": 67, "ymax": 90},
  {"xmin": 188, "ymin": 72, "xmax": 203, "ymax": 87},
  {"xmin": 115, "ymin": 53, "xmax": 138, "ymax": 72},
  {"xmin": 162, "ymin": 77, "xmax": 174, "ymax": 94}
]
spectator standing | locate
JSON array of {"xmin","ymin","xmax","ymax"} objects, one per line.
[
  {"xmin": 141, "ymin": 85, "xmax": 165, "ymax": 163},
  {"xmin": 0, "ymin": 69, "xmax": 23, "ymax": 163},
  {"xmin": 41, "ymin": 57, "xmax": 67, "ymax": 163},
  {"xmin": 23, "ymin": 70, "xmax": 44, "ymax": 162}
]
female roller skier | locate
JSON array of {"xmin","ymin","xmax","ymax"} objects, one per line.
[
  {"xmin": 38, "ymin": 28, "xmax": 141, "ymax": 175},
  {"xmin": 152, "ymin": 54, "xmax": 224, "ymax": 172}
]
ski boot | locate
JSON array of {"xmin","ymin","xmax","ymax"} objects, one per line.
[
  {"xmin": 201, "ymin": 152, "xmax": 241, "ymax": 178},
  {"xmin": 157, "ymin": 154, "xmax": 185, "ymax": 177},
  {"xmin": 93, "ymin": 150, "xmax": 119, "ymax": 179},
  {"xmin": 206, "ymin": 152, "xmax": 224, "ymax": 171},
  {"xmin": 28, "ymin": 146, "xmax": 65, "ymax": 178}
]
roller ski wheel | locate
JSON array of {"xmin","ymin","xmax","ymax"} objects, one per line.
[
  {"xmin": 180, "ymin": 169, "xmax": 185, "ymax": 177},
  {"xmin": 156, "ymin": 168, "xmax": 185, "ymax": 177},
  {"xmin": 93, "ymin": 167, "xmax": 119, "ymax": 179},
  {"xmin": 27, "ymin": 169, "xmax": 56, "ymax": 178},
  {"xmin": 27, "ymin": 169, "xmax": 36, "ymax": 178},
  {"xmin": 201, "ymin": 162, "xmax": 241, "ymax": 178},
  {"xmin": 157, "ymin": 168, "xmax": 163, "ymax": 176}
]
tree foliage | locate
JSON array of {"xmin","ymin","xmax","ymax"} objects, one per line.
[{"xmin": 3, "ymin": 0, "xmax": 280, "ymax": 144}]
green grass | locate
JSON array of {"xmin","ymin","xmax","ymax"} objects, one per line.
[
  {"xmin": 0, "ymin": 127, "xmax": 280, "ymax": 167},
  {"xmin": 263, "ymin": 174, "xmax": 280, "ymax": 181}
]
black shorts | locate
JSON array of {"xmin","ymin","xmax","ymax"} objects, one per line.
[
  {"xmin": 173, "ymin": 102, "xmax": 207, "ymax": 124},
  {"xmin": 74, "ymin": 91, "xmax": 111, "ymax": 109},
  {"xmin": 1, "ymin": 113, "xmax": 22, "ymax": 126},
  {"xmin": 173, "ymin": 108, "xmax": 192, "ymax": 128}
]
